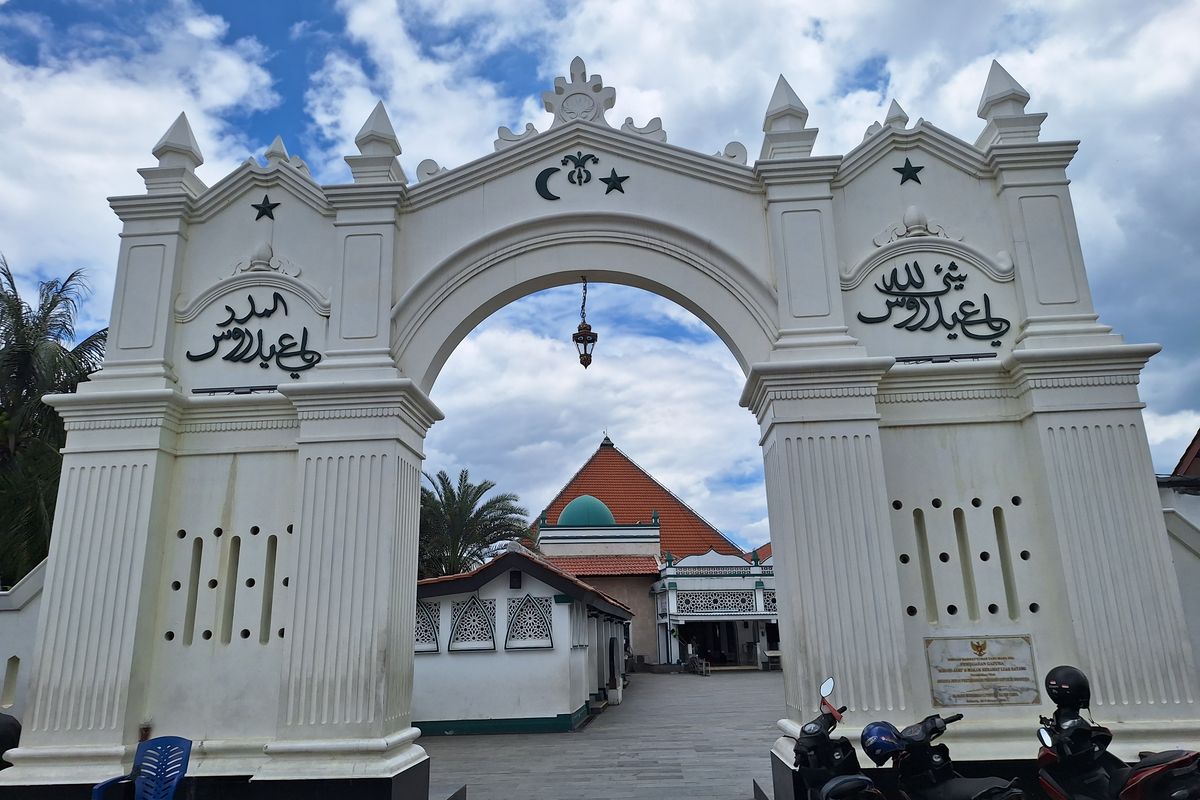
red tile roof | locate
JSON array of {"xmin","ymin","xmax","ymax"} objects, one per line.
[
  {"xmin": 544, "ymin": 554, "xmax": 661, "ymax": 576},
  {"xmin": 537, "ymin": 437, "xmax": 743, "ymax": 559},
  {"xmin": 1173, "ymin": 428, "xmax": 1200, "ymax": 477},
  {"xmin": 418, "ymin": 548, "xmax": 633, "ymax": 616},
  {"xmin": 746, "ymin": 543, "xmax": 772, "ymax": 562}
]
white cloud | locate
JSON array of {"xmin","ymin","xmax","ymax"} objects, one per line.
[{"xmin": 0, "ymin": 1, "xmax": 277, "ymax": 331}]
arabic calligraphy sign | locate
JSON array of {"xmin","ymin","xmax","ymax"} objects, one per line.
[
  {"xmin": 185, "ymin": 291, "xmax": 322, "ymax": 377},
  {"xmin": 925, "ymin": 635, "xmax": 1039, "ymax": 706},
  {"xmin": 856, "ymin": 261, "xmax": 1011, "ymax": 345}
]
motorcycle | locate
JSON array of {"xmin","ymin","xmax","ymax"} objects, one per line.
[
  {"xmin": 861, "ymin": 712, "xmax": 1025, "ymax": 799},
  {"xmin": 1036, "ymin": 665, "xmax": 1200, "ymax": 800},
  {"xmin": 789, "ymin": 677, "xmax": 884, "ymax": 799}
]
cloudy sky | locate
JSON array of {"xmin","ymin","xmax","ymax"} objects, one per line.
[{"xmin": 2, "ymin": 0, "xmax": 1198, "ymax": 549}]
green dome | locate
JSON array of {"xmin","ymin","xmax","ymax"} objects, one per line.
[{"xmin": 558, "ymin": 495, "xmax": 616, "ymax": 526}]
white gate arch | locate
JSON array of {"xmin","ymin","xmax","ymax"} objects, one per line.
[
  {"xmin": 393, "ymin": 212, "xmax": 777, "ymax": 389},
  {"xmin": 1, "ymin": 58, "xmax": 1197, "ymax": 799}
]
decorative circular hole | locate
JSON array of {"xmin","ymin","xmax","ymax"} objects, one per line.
[
  {"xmin": 240, "ymin": 629, "xmax": 251, "ymax": 639},
  {"xmin": 282, "ymin": 577, "xmax": 289, "ymax": 587},
  {"xmin": 286, "ymin": 524, "xmax": 294, "ymax": 534},
  {"xmin": 213, "ymin": 527, "xmax": 223, "ymax": 537},
  {"xmin": 899, "ymin": 553, "xmax": 910, "ymax": 564},
  {"xmin": 202, "ymin": 630, "xmax": 212, "ymax": 640},
  {"xmin": 906, "ymin": 606, "xmax": 917, "ymax": 616},
  {"xmin": 971, "ymin": 498, "xmax": 982, "ymax": 508},
  {"xmin": 164, "ymin": 631, "xmax": 175, "ymax": 641},
  {"xmin": 208, "ymin": 579, "xmax": 218, "ymax": 589},
  {"xmin": 938, "ymin": 552, "xmax": 950, "ymax": 563},
  {"xmin": 1020, "ymin": 550, "xmax": 1031, "ymax": 561},
  {"xmin": 278, "ymin": 628, "xmax": 286, "ymax": 639},
  {"xmin": 892, "ymin": 500, "xmax": 903, "ymax": 510},
  {"xmin": 1011, "ymin": 496, "xmax": 1022, "ymax": 506},
  {"xmin": 170, "ymin": 580, "xmax": 181, "ymax": 591},
  {"xmin": 931, "ymin": 498, "xmax": 943, "ymax": 508},
  {"xmin": 987, "ymin": 603, "xmax": 999, "ymax": 614},
  {"xmin": 250, "ymin": 525, "xmax": 260, "ymax": 535},
  {"xmin": 176, "ymin": 529, "xmax": 187, "ymax": 539},
  {"xmin": 245, "ymin": 578, "xmax": 256, "ymax": 588},
  {"xmin": 1029, "ymin": 602, "xmax": 1040, "ymax": 613},
  {"xmin": 979, "ymin": 552, "xmax": 990, "ymax": 562},
  {"xmin": 946, "ymin": 604, "xmax": 958, "ymax": 615}
]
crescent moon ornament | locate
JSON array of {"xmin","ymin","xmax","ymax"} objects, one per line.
[{"xmin": 535, "ymin": 167, "xmax": 561, "ymax": 201}]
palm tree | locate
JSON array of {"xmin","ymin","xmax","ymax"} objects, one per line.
[
  {"xmin": 0, "ymin": 256, "xmax": 107, "ymax": 585},
  {"xmin": 418, "ymin": 469, "xmax": 530, "ymax": 578},
  {"xmin": 0, "ymin": 257, "xmax": 107, "ymax": 461}
]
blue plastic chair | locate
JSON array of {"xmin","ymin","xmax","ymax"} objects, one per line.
[{"xmin": 92, "ymin": 736, "xmax": 191, "ymax": 799}]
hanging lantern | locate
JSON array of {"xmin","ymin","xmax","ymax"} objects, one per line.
[{"xmin": 572, "ymin": 276, "xmax": 598, "ymax": 368}]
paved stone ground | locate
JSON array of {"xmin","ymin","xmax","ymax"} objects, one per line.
[{"xmin": 423, "ymin": 670, "xmax": 785, "ymax": 800}]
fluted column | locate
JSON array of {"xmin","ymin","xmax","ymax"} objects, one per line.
[
  {"xmin": 0, "ymin": 389, "xmax": 181, "ymax": 785},
  {"xmin": 256, "ymin": 378, "xmax": 441, "ymax": 781},
  {"xmin": 1012, "ymin": 346, "xmax": 1199, "ymax": 737},
  {"xmin": 742, "ymin": 358, "xmax": 907, "ymax": 723}
]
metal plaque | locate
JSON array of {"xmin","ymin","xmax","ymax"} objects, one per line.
[{"xmin": 924, "ymin": 635, "xmax": 1039, "ymax": 707}]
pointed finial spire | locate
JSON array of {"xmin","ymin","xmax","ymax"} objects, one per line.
[
  {"xmin": 762, "ymin": 75, "xmax": 809, "ymax": 132},
  {"xmin": 974, "ymin": 60, "xmax": 1045, "ymax": 148},
  {"xmin": 885, "ymin": 99, "xmax": 909, "ymax": 129},
  {"xmin": 264, "ymin": 135, "xmax": 289, "ymax": 165},
  {"xmin": 152, "ymin": 112, "xmax": 203, "ymax": 169},
  {"xmin": 759, "ymin": 75, "xmax": 819, "ymax": 160},
  {"xmin": 345, "ymin": 101, "xmax": 406, "ymax": 183},
  {"xmin": 977, "ymin": 60, "xmax": 1030, "ymax": 120},
  {"xmin": 141, "ymin": 112, "xmax": 206, "ymax": 195},
  {"xmin": 355, "ymin": 101, "xmax": 402, "ymax": 157}
]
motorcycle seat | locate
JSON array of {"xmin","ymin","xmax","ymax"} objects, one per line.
[
  {"xmin": 1133, "ymin": 749, "xmax": 1189, "ymax": 769},
  {"xmin": 819, "ymin": 774, "xmax": 876, "ymax": 799},
  {"xmin": 913, "ymin": 776, "xmax": 1021, "ymax": 800}
]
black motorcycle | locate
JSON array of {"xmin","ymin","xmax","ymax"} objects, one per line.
[
  {"xmin": 787, "ymin": 677, "xmax": 883, "ymax": 800},
  {"xmin": 861, "ymin": 712, "xmax": 1025, "ymax": 800}
]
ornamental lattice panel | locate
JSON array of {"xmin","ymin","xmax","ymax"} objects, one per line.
[
  {"xmin": 675, "ymin": 590, "xmax": 756, "ymax": 614},
  {"xmin": 449, "ymin": 597, "xmax": 496, "ymax": 650},
  {"xmin": 764, "ymin": 590, "xmax": 777, "ymax": 614},
  {"xmin": 415, "ymin": 601, "xmax": 439, "ymax": 652},
  {"xmin": 505, "ymin": 595, "xmax": 553, "ymax": 649}
]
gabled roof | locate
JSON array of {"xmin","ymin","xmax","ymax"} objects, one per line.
[
  {"xmin": 544, "ymin": 555, "xmax": 660, "ymax": 577},
  {"xmin": 418, "ymin": 547, "xmax": 633, "ymax": 619},
  {"xmin": 537, "ymin": 437, "xmax": 743, "ymax": 559},
  {"xmin": 1174, "ymin": 428, "xmax": 1200, "ymax": 477}
]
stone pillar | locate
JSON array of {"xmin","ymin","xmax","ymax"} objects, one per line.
[
  {"xmin": 0, "ymin": 390, "xmax": 181, "ymax": 784},
  {"xmin": 742, "ymin": 358, "xmax": 907, "ymax": 722},
  {"xmin": 255, "ymin": 379, "xmax": 441, "ymax": 784},
  {"xmin": 1011, "ymin": 346, "xmax": 1200, "ymax": 750}
]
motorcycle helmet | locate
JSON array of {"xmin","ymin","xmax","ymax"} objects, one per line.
[
  {"xmin": 1045, "ymin": 665, "xmax": 1091, "ymax": 709},
  {"xmin": 861, "ymin": 721, "xmax": 904, "ymax": 766}
]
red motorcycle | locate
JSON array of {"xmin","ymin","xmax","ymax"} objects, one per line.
[{"xmin": 1036, "ymin": 665, "xmax": 1200, "ymax": 800}]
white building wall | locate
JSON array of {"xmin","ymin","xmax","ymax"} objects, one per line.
[
  {"xmin": 0, "ymin": 562, "xmax": 45, "ymax": 721},
  {"xmin": 411, "ymin": 574, "xmax": 572, "ymax": 723},
  {"xmin": 1162, "ymin": 486, "xmax": 1200, "ymax": 671}
]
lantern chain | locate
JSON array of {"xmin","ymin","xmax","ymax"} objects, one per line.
[{"xmin": 580, "ymin": 276, "xmax": 588, "ymax": 325}]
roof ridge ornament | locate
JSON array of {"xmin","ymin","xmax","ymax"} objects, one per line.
[
  {"xmin": 346, "ymin": 100, "xmax": 407, "ymax": 183},
  {"xmin": 543, "ymin": 56, "xmax": 616, "ymax": 129}
]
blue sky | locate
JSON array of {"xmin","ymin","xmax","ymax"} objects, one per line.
[{"xmin": 2, "ymin": 0, "xmax": 1199, "ymax": 549}]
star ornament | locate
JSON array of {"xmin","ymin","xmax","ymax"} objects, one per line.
[
  {"xmin": 893, "ymin": 158, "xmax": 924, "ymax": 185},
  {"xmin": 251, "ymin": 194, "xmax": 280, "ymax": 220},
  {"xmin": 599, "ymin": 168, "xmax": 629, "ymax": 194}
]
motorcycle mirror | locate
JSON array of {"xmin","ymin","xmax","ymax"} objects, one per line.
[
  {"xmin": 820, "ymin": 677, "xmax": 835, "ymax": 698},
  {"xmin": 1038, "ymin": 728, "xmax": 1054, "ymax": 748}
]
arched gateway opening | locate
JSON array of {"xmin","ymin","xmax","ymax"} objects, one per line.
[{"xmin": 2, "ymin": 57, "xmax": 1197, "ymax": 799}]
